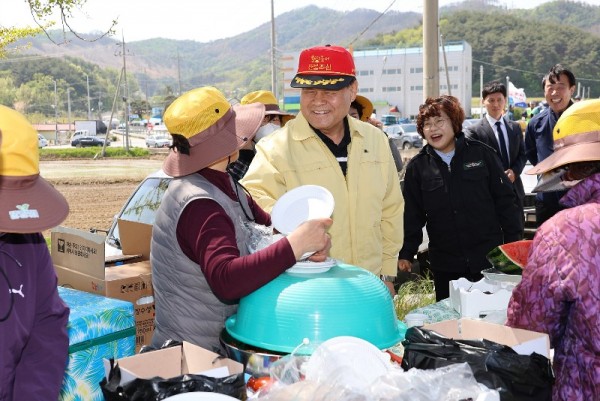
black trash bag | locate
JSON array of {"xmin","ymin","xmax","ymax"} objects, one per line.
[
  {"xmin": 100, "ymin": 358, "xmax": 246, "ymax": 400},
  {"xmin": 401, "ymin": 326, "xmax": 554, "ymax": 401},
  {"xmin": 138, "ymin": 339, "xmax": 183, "ymax": 354}
]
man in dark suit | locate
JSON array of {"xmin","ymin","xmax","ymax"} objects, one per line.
[{"xmin": 466, "ymin": 81, "xmax": 526, "ymax": 237}]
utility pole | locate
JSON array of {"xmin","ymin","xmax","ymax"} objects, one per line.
[
  {"xmin": 506, "ymin": 76, "xmax": 510, "ymax": 113},
  {"xmin": 98, "ymin": 91, "xmax": 103, "ymax": 119},
  {"xmin": 270, "ymin": 0, "xmax": 277, "ymax": 98},
  {"xmin": 479, "ymin": 65, "xmax": 484, "ymax": 117},
  {"xmin": 86, "ymin": 74, "xmax": 92, "ymax": 120},
  {"xmin": 67, "ymin": 88, "xmax": 72, "ymax": 133},
  {"xmin": 117, "ymin": 31, "xmax": 131, "ymax": 152},
  {"xmin": 177, "ymin": 49, "xmax": 182, "ymax": 96},
  {"xmin": 54, "ymin": 80, "xmax": 58, "ymax": 144},
  {"xmin": 101, "ymin": 67, "xmax": 124, "ymax": 158},
  {"xmin": 440, "ymin": 34, "xmax": 451, "ymax": 95},
  {"xmin": 423, "ymin": 0, "xmax": 439, "ymax": 100}
]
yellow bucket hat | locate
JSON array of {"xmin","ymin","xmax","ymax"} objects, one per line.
[
  {"xmin": 240, "ymin": 90, "xmax": 294, "ymax": 126},
  {"xmin": 162, "ymin": 86, "xmax": 265, "ymax": 178},
  {"xmin": 0, "ymin": 105, "xmax": 69, "ymax": 233},
  {"xmin": 353, "ymin": 95, "xmax": 375, "ymax": 122},
  {"xmin": 528, "ymin": 99, "xmax": 600, "ymax": 175}
]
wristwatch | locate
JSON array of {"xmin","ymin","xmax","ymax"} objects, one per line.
[{"xmin": 380, "ymin": 275, "xmax": 396, "ymax": 282}]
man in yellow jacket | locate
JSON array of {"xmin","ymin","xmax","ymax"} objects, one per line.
[{"xmin": 242, "ymin": 45, "xmax": 404, "ymax": 294}]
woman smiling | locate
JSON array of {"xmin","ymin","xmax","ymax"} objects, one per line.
[{"xmin": 397, "ymin": 95, "xmax": 523, "ymax": 300}]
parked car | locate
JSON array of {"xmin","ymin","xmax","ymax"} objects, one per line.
[
  {"xmin": 71, "ymin": 135, "xmax": 109, "ymax": 147},
  {"xmin": 384, "ymin": 123, "xmax": 423, "ymax": 150},
  {"xmin": 105, "ymin": 170, "xmax": 171, "ymax": 256},
  {"xmin": 381, "ymin": 115, "xmax": 399, "ymax": 126},
  {"xmin": 462, "ymin": 118, "xmax": 479, "ymax": 131},
  {"xmin": 38, "ymin": 134, "xmax": 48, "ymax": 148},
  {"xmin": 521, "ymin": 162, "xmax": 538, "ymax": 239},
  {"xmin": 145, "ymin": 134, "xmax": 172, "ymax": 148}
]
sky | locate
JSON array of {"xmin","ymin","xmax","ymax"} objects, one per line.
[{"xmin": 2, "ymin": 0, "xmax": 600, "ymax": 43}]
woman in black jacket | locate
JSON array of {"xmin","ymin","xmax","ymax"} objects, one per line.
[{"xmin": 398, "ymin": 95, "xmax": 522, "ymax": 300}]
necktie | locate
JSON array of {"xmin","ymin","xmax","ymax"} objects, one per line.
[{"xmin": 495, "ymin": 121, "xmax": 509, "ymax": 170}]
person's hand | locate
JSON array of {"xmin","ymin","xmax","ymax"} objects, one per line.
[
  {"xmin": 383, "ymin": 280, "xmax": 396, "ymax": 297},
  {"xmin": 307, "ymin": 235, "xmax": 332, "ymax": 262},
  {"xmin": 368, "ymin": 117, "xmax": 384, "ymax": 129},
  {"xmin": 505, "ymin": 169, "xmax": 515, "ymax": 183},
  {"xmin": 286, "ymin": 218, "xmax": 333, "ymax": 261},
  {"xmin": 398, "ymin": 259, "xmax": 412, "ymax": 272}
]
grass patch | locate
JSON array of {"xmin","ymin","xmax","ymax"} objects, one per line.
[
  {"xmin": 394, "ymin": 273, "xmax": 436, "ymax": 321},
  {"xmin": 40, "ymin": 147, "xmax": 151, "ymax": 160}
]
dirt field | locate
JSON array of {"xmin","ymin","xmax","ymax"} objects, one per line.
[
  {"xmin": 41, "ymin": 158, "xmax": 164, "ymax": 238},
  {"xmin": 47, "ymin": 182, "xmax": 139, "ymax": 237}
]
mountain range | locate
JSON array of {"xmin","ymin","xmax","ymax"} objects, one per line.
[{"xmin": 7, "ymin": 0, "xmax": 600, "ymax": 108}]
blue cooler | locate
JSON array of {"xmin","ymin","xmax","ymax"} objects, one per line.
[{"xmin": 58, "ymin": 287, "xmax": 136, "ymax": 401}]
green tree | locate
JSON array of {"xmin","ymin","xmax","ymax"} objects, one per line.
[
  {"xmin": 0, "ymin": 74, "xmax": 17, "ymax": 106},
  {"xmin": 0, "ymin": 0, "xmax": 115, "ymax": 57},
  {"xmin": 130, "ymin": 99, "xmax": 151, "ymax": 119}
]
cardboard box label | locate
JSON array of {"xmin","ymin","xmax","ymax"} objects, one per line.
[{"xmin": 52, "ymin": 225, "xmax": 155, "ymax": 351}]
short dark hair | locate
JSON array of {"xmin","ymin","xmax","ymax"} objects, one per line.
[
  {"xmin": 542, "ymin": 64, "xmax": 576, "ymax": 90},
  {"xmin": 482, "ymin": 81, "xmax": 507, "ymax": 99},
  {"xmin": 416, "ymin": 95, "xmax": 465, "ymax": 137},
  {"xmin": 350, "ymin": 99, "xmax": 364, "ymax": 119},
  {"xmin": 170, "ymin": 133, "xmax": 190, "ymax": 155}
]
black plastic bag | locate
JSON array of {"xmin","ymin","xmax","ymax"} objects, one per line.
[
  {"xmin": 401, "ymin": 326, "xmax": 554, "ymax": 401},
  {"xmin": 100, "ymin": 358, "xmax": 246, "ymax": 400}
]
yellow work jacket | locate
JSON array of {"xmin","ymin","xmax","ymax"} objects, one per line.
[{"xmin": 241, "ymin": 112, "xmax": 404, "ymax": 275}]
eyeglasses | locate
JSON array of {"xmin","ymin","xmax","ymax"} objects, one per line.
[{"xmin": 423, "ymin": 118, "xmax": 448, "ymax": 132}]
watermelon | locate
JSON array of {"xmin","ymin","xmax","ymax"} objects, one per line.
[{"xmin": 486, "ymin": 240, "xmax": 533, "ymax": 275}]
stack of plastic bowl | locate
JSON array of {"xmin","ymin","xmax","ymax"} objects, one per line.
[{"xmin": 224, "ymin": 263, "xmax": 407, "ymax": 355}]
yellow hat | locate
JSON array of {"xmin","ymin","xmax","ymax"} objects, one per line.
[
  {"xmin": 528, "ymin": 99, "xmax": 600, "ymax": 175},
  {"xmin": 163, "ymin": 87, "xmax": 265, "ymax": 177},
  {"xmin": 0, "ymin": 105, "xmax": 69, "ymax": 233},
  {"xmin": 352, "ymin": 95, "xmax": 374, "ymax": 122},
  {"xmin": 240, "ymin": 90, "xmax": 294, "ymax": 125}
]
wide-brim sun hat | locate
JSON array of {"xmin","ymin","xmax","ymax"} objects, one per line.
[
  {"xmin": 163, "ymin": 86, "xmax": 265, "ymax": 178},
  {"xmin": 240, "ymin": 90, "xmax": 295, "ymax": 125},
  {"xmin": 0, "ymin": 105, "xmax": 69, "ymax": 233},
  {"xmin": 290, "ymin": 45, "xmax": 356, "ymax": 90},
  {"xmin": 354, "ymin": 95, "xmax": 374, "ymax": 122},
  {"xmin": 527, "ymin": 99, "xmax": 600, "ymax": 175}
]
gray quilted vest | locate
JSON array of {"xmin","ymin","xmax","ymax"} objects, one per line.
[{"xmin": 150, "ymin": 173, "xmax": 253, "ymax": 352}]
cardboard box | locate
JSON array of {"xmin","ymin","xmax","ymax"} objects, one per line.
[
  {"xmin": 423, "ymin": 318, "xmax": 550, "ymax": 358},
  {"xmin": 52, "ymin": 223, "xmax": 155, "ymax": 351},
  {"xmin": 449, "ymin": 278, "xmax": 515, "ymax": 318},
  {"xmin": 118, "ymin": 218, "xmax": 153, "ymax": 260},
  {"xmin": 103, "ymin": 341, "xmax": 243, "ymax": 385},
  {"xmin": 59, "ymin": 287, "xmax": 136, "ymax": 401}
]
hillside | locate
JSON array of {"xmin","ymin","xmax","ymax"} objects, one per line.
[
  {"xmin": 4, "ymin": 0, "xmax": 600, "ymax": 116},
  {"xmin": 13, "ymin": 6, "xmax": 421, "ymax": 97}
]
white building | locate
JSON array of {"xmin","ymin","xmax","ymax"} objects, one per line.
[{"xmin": 281, "ymin": 41, "xmax": 472, "ymax": 120}]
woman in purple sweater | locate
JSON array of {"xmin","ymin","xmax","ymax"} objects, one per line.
[
  {"xmin": 507, "ymin": 99, "xmax": 600, "ymax": 401},
  {"xmin": 0, "ymin": 106, "xmax": 70, "ymax": 401}
]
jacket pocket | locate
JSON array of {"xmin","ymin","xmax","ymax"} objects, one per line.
[{"xmin": 421, "ymin": 177, "xmax": 444, "ymax": 192}]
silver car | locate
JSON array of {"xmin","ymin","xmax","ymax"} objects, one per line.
[
  {"xmin": 384, "ymin": 123, "xmax": 423, "ymax": 150},
  {"xmin": 145, "ymin": 134, "xmax": 172, "ymax": 148}
]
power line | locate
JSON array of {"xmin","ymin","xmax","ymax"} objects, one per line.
[
  {"xmin": 474, "ymin": 58, "xmax": 600, "ymax": 83},
  {"xmin": 348, "ymin": 0, "xmax": 397, "ymax": 47}
]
